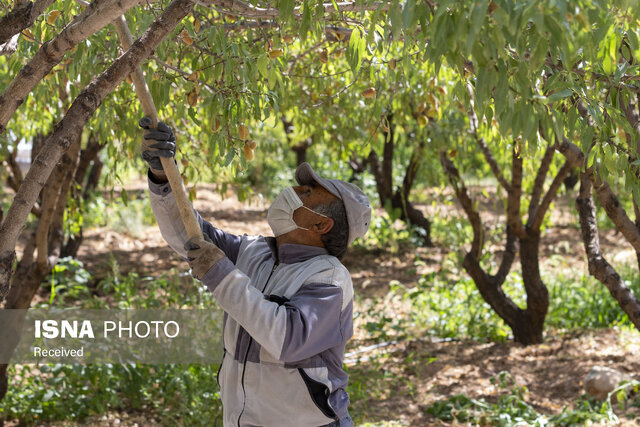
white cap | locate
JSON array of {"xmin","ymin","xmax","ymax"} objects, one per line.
[{"xmin": 295, "ymin": 162, "xmax": 372, "ymax": 245}]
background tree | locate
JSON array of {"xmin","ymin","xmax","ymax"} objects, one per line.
[{"xmin": 403, "ymin": 0, "xmax": 640, "ymax": 339}]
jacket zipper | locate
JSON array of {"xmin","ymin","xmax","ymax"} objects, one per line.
[{"xmin": 237, "ymin": 261, "xmax": 278, "ymax": 427}]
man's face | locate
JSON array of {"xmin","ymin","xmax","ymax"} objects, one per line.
[{"xmin": 291, "ymin": 183, "xmax": 337, "ymax": 233}]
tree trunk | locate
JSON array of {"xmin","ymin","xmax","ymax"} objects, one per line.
[
  {"xmin": 391, "ymin": 138, "xmax": 432, "ymax": 245},
  {"xmin": 462, "ymin": 254, "xmax": 521, "ymax": 330},
  {"xmin": 517, "ymin": 233, "xmax": 548, "ymax": 344},
  {"xmin": 292, "ymin": 141, "xmax": 310, "ymax": 165},
  {"xmin": 282, "ymin": 116, "xmax": 312, "ymax": 165},
  {"xmin": 368, "ymin": 115, "xmax": 395, "ymax": 206},
  {"xmin": 347, "ymin": 155, "xmax": 368, "ymax": 182},
  {"xmin": 61, "ymin": 137, "xmax": 104, "ymax": 258},
  {"xmin": 0, "ymin": 363, "xmax": 7, "ymax": 410},
  {"xmin": 390, "ymin": 192, "xmax": 432, "ymax": 245},
  {"xmin": 0, "ymin": 251, "xmax": 15, "ymax": 303},
  {"xmin": 367, "ymin": 149, "xmax": 390, "ymax": 206},
  {"xmin": 510, "ymin": 311, "xmax": 544, "ymax": 345},
  {"xmin": 62, "ymin": 154, "xmax": 103, "ymax": 258},
  {"xmin": 441, "ymin": 147, "xmax": 551, "ymax": 345}
]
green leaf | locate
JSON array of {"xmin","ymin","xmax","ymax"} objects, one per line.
[
  {"xmin": 627, "ymin": 29, "xmax": 639, "ymax": 56},
  {"xmin": 121, "ymin": 189, "xmax": 129, "ymax": 207},
  {"xmin": 543, "ymin": 14, "xmax": 563, "ymax": 46},
  {"xmin": 300, "ymin": 0, "xmax": 312, "ymax": 41},
  {"xmin": 471, "ymin": 0, "xmax": 489, "ymax": 33},
  {"xmin": 347, "ymin": 28, "xmax": 365, "ymax": 75},
  {"xmin": 268, "ymin": 66, "xmax": 277, "ymax": 90},
  {"xmin": 494, "ymin": 61, "xmax": 508, "ymax": 116},
  {"xmin": 546, "ymin": 89, "xmax": 573, "ymax": 103},
  {"xmin": 188, "ymin": 108, "xmax": 201, "ymax": 126},
  {"xmin": 279, "ymin": 0, "xmax": 295, "ymax": 22},
  {"xmin": 223, "ymin": 147, "xmax": 235, "ymax": 166},
  {"xmin": 587, "ymin": 146, "xmax": 597, "ymax": 168},
  {"xmin": 390, "ymin": 1, "xmax": 402, "ymax": 37},
  {"xmin": 257, "ymin": 54, "xmax": 268, "ymax": 79},
  {"xmin": 402, "ymin": 0, "xmax": 416, "ymax": 29}
]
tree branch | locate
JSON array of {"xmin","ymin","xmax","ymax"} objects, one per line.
[
  {"xmin": 48, "ymin": 137, "xmax": 81, "ymax": 260},
  {"xmin": 554, "ymin": 136, "xmax": 584, "ymax": 166},
  {"xmin": 0, "ymin": 0, "xmax": 55, "ymax": 46},
  {"xmin": 401, "ymin": 138, "xmax": 425, "ymax": 199},
  {"xmin": 0, "ymin": 33, "xmax": 19, "ymax": 56},
  {"xmin": 466, "ymin": 84, "xmax": 510, "ymax": 191},
  {"xmin": 530, "ymin": 160, "xmax": 573, "ymax": 230},
  {"xmin": 440, "ymin": 151, "xmax": 484, "ymax": 258},
  {"xmin": 620, "ymin": 91, "xmax": 640, "ymax": 154},
  {"xmin": 492, "ymin": 225, "xmax": 517, "ymax": 284},
  {"xmin": 527, "ymin": 144, "xmax": 554, "ymax": 225},
  {"xmin": 0, "ymin": 0, "xmax": 195, "ymax": 256},
  {"xmin": 5, "ymin": 148, "xmax": 23, "ymax": 191},
  {"xmin": 588, "ymin": 167, "xmax": 640, "ymax": 254},
  {"xmin": 576, "ymin": 172, "xmax": 640, "ymax": 330},
  {"xmin": 72, "ymin": 134, "xmax": 104, "ymax": 185},
  {"xmin": 35, "ymin": 158, "xmax": 66, "ymax": 271},
  {"xmin": 381, "ymin": 113, "xmax": 394, "ymax": 201},
  {"xmin": 0, "ymin": 0, "xmax": 143, "ymax": 133},
  {"xmin": 507, "ymin": 146, "xmax": 526, "ymax": 238},
  {"xmin": 3, "ymin": 150, "xmax": 41, "ymax": 216}
]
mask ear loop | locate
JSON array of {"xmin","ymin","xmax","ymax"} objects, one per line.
[
  {"xmin": 300, "ymin": 205, "xmax": 330, "ymax": 218},
  {"xmin": 297, "ymin": 205, "xmax": 331, "ymax": 233}
]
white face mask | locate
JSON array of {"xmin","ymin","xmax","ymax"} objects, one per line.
[{"xmin": 267, "ymin": 186, "xmax": 329, "ymax": 237}]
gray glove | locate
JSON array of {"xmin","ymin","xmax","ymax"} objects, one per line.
[
  {"xmin": 139, "ymin": 116, "xmax": 176, "ymax": 173},
  {"xmin": 184, "ymin": 237, "xmax": 226, "ymax": 280}
]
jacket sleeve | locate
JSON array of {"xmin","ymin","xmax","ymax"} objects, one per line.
[
  {"xmin": 201, "ymin": 262, "xmax": 351, "ymax": 362},
  {"xmin": 148, "ymin": 172, "xmax": 242, "ymax": 262}
]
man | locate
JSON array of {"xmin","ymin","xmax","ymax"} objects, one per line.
[{"xmin": 140, "ymin": 118, "xmax": 371, "ymax": 426}]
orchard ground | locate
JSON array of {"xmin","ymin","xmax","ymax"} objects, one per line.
[{"xmin": 8, "ymin": 180, "xmax": 640, "ymax": 426}]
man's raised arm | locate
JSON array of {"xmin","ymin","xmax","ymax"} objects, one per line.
[{"xmin": 140, "ymin": 117, "xmax": 242, "ymax": 261}]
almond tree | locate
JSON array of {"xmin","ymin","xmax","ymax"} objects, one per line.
[
  {"xmin": 415, "ymin": 0, "xmax": 640, "ymax": 340},
  {"xmin": 0, "ymin": 0, "xmax": 198, "ymax": 404},
  {"xmin": 0, "ymin": 0, "xmax": 395, "ymax": 406}
]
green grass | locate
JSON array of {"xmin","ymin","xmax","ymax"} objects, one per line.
[
  {"xmin": 347, "ymin": 214, "xmax": 640, "ymax": 425},
  {"xmin": 425, "ymin": 372, "xmax": 640, "ymax": 426}
]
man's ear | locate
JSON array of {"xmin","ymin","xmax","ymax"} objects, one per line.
[{"xmin": 314, "ymin": 217, "xmax": 334, "ymax": 235}]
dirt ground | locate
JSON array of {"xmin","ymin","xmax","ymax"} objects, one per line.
[{"xmin": 10, "ymin": 183, "xmax": 640, "ymax": 426}]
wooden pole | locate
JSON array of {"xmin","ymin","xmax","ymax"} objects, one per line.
[{"xmin": 113, "ymin": 15, "xmax": 203, "ymax": 240}]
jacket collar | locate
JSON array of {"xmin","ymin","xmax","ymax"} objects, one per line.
[{"xmin": 265, "ymin": 237, "xmax": 328, "ymax": 264}]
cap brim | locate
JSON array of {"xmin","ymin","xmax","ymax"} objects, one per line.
[{"xmin": 295, "ymin": 162, "xmax": 341, "ymax": 199}]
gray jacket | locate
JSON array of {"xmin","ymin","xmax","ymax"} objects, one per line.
[{"xmin": 149, "ymin": 178, "xmax": 354, "ymax": 427}]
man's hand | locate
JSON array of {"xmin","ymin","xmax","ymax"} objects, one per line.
[
  {"xmin": 184, "ymin": 237, "xmax": 226, "ymax": 280},
  {"xmin": 139, "ymin": 116, "xmax": 176, "ymax": 179}
]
